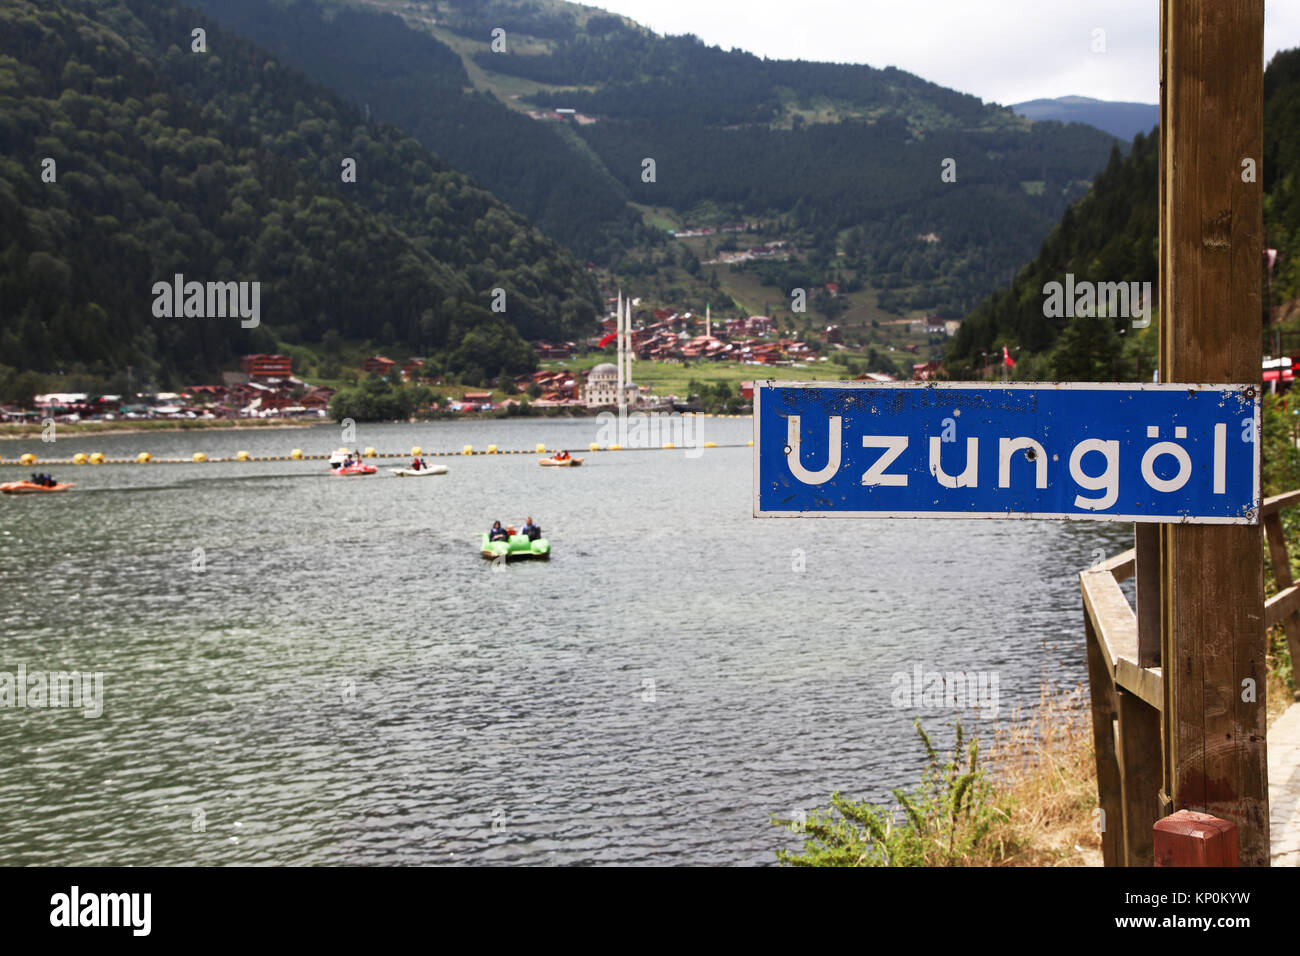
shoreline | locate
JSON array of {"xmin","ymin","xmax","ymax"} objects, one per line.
[
  {"xmin": 0, "ymin": 419, "xmax": 322, "ymax": 441},
  {"xmin": 0, "ymin": 408, "xmax": 746, "ymax": 441}
]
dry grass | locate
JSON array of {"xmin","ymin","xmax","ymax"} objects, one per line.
[{"xmin": 979, "ymin": 684, "xmax": 1102, "ymax": 866}]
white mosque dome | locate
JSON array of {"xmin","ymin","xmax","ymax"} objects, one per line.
[{"xmin": 589, "ymin": 362, "xmax": 619, "ymax": 379}]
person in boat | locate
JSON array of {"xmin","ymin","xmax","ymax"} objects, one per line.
[
  {"xmin": 488, "ymin": 520, "xmax": 509, "ymax": 542},
  {"xmin": 554, "ymin": 449, "xmax": 570, "ymax": 461},
  {"xmin": 409, "ymin": 457, "xmax": 423, "ymax": 471},
  {"xmin": 521, "ymin": 517, "xmax": 541, "ymax": 541}
]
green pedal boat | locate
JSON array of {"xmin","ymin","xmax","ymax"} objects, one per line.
[{"xmin": 479, "ymin": 533, "xmax": 551, "ymax": 561}]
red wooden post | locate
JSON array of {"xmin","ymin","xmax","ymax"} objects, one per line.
[{"xmin": 1153, "ymin": 810, "xmax": 1239, "ymax": 866}]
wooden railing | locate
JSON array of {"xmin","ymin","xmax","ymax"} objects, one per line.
[{"xmin": 1081, "ymin": 492, "xmax": 1300, "ymax": 866}]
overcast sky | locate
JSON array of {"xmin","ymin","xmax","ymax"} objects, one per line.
[{"xmin": 587, "ymin": 0, "xmax": 1300, "ymax": 106}]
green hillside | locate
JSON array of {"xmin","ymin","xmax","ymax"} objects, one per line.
[
  {"xmin": 197, "ymin": 0, "xmax": 648, "ymax": 262},
  {"xmin": 949, "ymin": 48, "xmax": 1300, "ymax": 382},
  {"xmin": 0, "ymin": 0, "xmax": 599, "ymax": 388},
  {"xmin": 209, "ymin": 0, "xmax": 1121, "ymax": 319}
]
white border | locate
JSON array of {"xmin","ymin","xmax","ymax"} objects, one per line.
[{"xmin": 752, "ymin": 380, "xmax": 1261, "ymax": 524}]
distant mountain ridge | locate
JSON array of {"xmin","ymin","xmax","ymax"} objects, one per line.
[
  {"xmin": 206, "ymin": 0, "xmax": 1123, "ymax": 318},
  {"xmin": 1010, "ymin": 96, "xmax": 1159, "ymax": 141}
]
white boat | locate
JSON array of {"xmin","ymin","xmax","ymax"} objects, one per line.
[{"xmin": 389, "ymin": 465, "xmax": 448, "ymax": 477}]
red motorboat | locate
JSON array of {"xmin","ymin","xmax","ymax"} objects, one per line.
[
  {"xmin": 330, "ymin": 464, "xmax": 377, "ymax": 476},
  {"xmin": 2, "ymin": 481, "xmax": 75, "ymax": 494}
]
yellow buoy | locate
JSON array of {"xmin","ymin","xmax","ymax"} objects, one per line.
[
  {"xmin": 336, "ymin": 447, "xmax": 350, "ymax": 455},
  {"xmin": 536, "ymin": 443, "xmax": 546, "ymax": 453},
  {"xmin": 237, "ymin": 450, "xmax": 251, "ymax": 461},
  {"xmin": 487, "ymin": 444, "xmax": 498, "ymax": 454},
  {"xmin": 192, "ymin": 452, "xmax": 207, "ymax": 462},
  {"xmin": 364, "ymin": 447, "xmax": 376, "ymax": 458},
  {"xmin": 747, "ymin": 440, "xmax": 754, "ymax": 446},
  {"xmin": 289, "ymin": 449, "xmax": 302, "ymax": 460},
  {"xmin": 662, "ymin": 442, "xmax": 675, "ymax": 449},
  {"xmin": 89, "ymin": 452, "xmax": 105, "ymax": 465},
  {"xmin": 704, "ymin": 442, "xmax": 717, "ymax": 448},
  {"xmin": 136, "ymin": 452, "xmax": 152, "ymax": 463},
  {"xmin": 73, "ymin": 452, "xmax": 88, "ymax": 464},
  {"xmin": 411, "ymin": 446, "xmax": 422, "ymax": 456},
  {"xmin": 19, "ymin": 453, "xmax": 36, "ymax": 465},
  {"xmin": 462, "ymin": 445, "xmax": 473, "ymax": 455},
  {"xmin": 589, "ymin": 442, "xmax": 599, "ymax": 451},
  {"xmin": 609, "ymin": 444, "xmax": 622, "ymax": 451}
]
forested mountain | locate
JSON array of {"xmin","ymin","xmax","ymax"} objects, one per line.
[
  {"xmin": 948, "ymin": 48, "xmax": 1300, "ymax": 381},
  {"xmin": 1010, "ymin": 97, "xmax": 1159, "ymax": 142},
  {"xmin": 0, "ymin": 0, "xmax": 599, "ymax": 386},
  {"xmin": 1265, "ymin": 48, "xmax": 1300, "ymax": 311},
  {"xmin": 209, "ymin": 0, "xmax": 1122, "ymax": 318},
  {"xmin": 197, "ymin": 0, "xmax": 648, "ymax": 262}
]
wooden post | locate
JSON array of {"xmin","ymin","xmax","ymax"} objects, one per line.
[
  {"xmin": 1118, "ymin": 688, "xmax": 1162, "ymax": 866},
  {"xmin": 1134, "ymin": 524, "xmax": 1161, "ymax": 668},
  {"xmin": 1085, "ymin": 614, "xmax": 1123, "ymax": 866},
  {"xmin": 1158, "ymin": 0, "xmax": 1269, "ymax": 865},
  {"xmin": 1154, "ymin": 809, "xmax": 1239, "ymax": 866}
]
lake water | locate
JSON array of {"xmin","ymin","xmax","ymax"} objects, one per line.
[{"xmin": 0, "ymin": 417, "xmax": 1129, "ymax": 865}]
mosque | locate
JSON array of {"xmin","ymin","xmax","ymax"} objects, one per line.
[{"xmin": 583, "ymin": 291, "xmax": 639, "ymax": 408}]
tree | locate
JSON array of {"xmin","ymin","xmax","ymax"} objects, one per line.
[{"xmin": 1051, "ymin": 314, "xmax": 1122, "ymax": 381}]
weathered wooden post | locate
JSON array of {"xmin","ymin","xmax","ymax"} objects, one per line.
[{"xmin": 1158, "ymin": 0, "xmax": 1269, "ymax": 865}]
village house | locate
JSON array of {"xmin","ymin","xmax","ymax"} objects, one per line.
[
  {"xmin": 241, "ymin": 354, "xmax": 292, "ymax": 380},
  {"xmin": 912, "ymin": 361, "xmax": 945, "ymax": 381},
  {"xmin": 361, "ymin": 355, "xmax": 396, "ymax": 375},
  {"xmin": 532, "ymin": 342, "xmax": 575, "ymax": 360},
  {"xmin": 910, "ymin": 315, "xmax": 949, "ymax": 336}
]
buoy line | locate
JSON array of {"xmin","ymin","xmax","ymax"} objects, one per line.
[{"xmin": 0, "ymin": 441, "xmax": 756, "ymax": 466}]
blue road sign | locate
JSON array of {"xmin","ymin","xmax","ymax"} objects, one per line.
[{"xmin": 754, "ymin": 382, "xmax": 1260, "ymax": 524}]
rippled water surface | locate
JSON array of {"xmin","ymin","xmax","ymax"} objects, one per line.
[{"xmin": 0, "ymin": 419, "xmax": 1130, "ymax": 865}]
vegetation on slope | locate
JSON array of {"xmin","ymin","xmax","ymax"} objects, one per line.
[
  {"xmin": 950, "ymin": 47, "xmax": 1300, "ymax": 380},
  {"xmin": 0, "ymin": 0, "xmax": 599, "ymax": 388}
]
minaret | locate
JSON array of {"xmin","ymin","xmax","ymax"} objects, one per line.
[
  {"xmin": 706, "ymin": 303, "xmax": 711, "ymax": 338},
  {"xmin": 616, "ymin": 290, "xmax": 625, "ymax": 409},
  {"xmin": 624, "ymin": 298, "xmax": 633, "ymax": 401}
]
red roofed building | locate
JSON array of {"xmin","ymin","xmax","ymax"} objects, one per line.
[
  {"xmin": 241, "ymin": 354, "xmax": 292, "ymax": 379},
  {"xmin": 362, "ymin": 355, "xmax": 396, "ymax": 375},
  {"xmin": 912, "ymin": 361, "xmax": 944, "ymax": 381}
]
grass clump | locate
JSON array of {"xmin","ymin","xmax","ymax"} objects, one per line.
[{"xmin": 775, "ymin": 685, "xmax": 1102, "ymax": 866}]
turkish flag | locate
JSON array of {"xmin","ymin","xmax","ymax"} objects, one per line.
[{"xmin": 1003, "ymin": 345, "xmax": 1015, "ymax": 368}]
